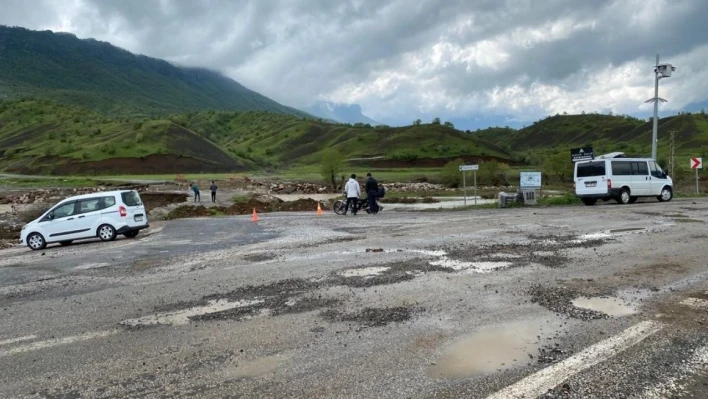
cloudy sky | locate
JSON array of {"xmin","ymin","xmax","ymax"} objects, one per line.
[{"xmin": 2, "ymin": 0, "xmax": 708, "ymax": 128}]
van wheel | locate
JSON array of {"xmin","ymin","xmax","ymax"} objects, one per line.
[
  {"xmin": 582, "ymin": 198, "xmax": 597, "ymax": 206},
  {"xmin": 629, "ymin": 196, "xmax": 638, "ymax": 204},
  {"xmin": 123, "ymin": 231, "xmax": 139, "ymax": 238},
  {"xmin": 658, "ymin": 187, "xmax": 673, "ymax": 202},
  {"xmin": 59, "ymin": 240, "xmax": 73, "ymax": 246},
  {"xmin": 27, "ymin": 233, "xmax": 46, "ymax": 251},
  {"xmin": 97, "ymin": 224, "xmax": 117, "ymax": 242},
  {"xmin": 617, "ymin": 189, "xmax": 631, "ymax": 205}
]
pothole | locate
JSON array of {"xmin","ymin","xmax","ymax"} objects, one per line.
[
  {"xmin": 337, "ymin": 267, "xmax": 390, "ymax": 278},
  {"xmin": 571, "ymin": 296, "xmax": 637, "ymax": 317},
  {"xmin": 528, "ymin": 285, "xmax": 610, "ymax": 320},
  {"xmin": 321, "ymin": 306, "xmax": 418, "ymax": 328},
  {"xmin": 429, "ymin": 318, "xmax": 558, "ymax": 378}
]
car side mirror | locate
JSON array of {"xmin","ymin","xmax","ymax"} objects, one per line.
[{"xmin": 46, "ymin": 212, "xmax": 54, "ymax": 221}]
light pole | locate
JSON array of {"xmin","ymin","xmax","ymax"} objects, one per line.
[{"xmin": 645, "ymin": 54, "xmax": 675, "ymax": 160}]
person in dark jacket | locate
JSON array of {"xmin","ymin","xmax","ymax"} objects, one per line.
[
  {"xmin": 190, "ymin": 183, "xmax": 200, "ymax": 202},
  {"xmin": 209, "ymin": 181, "xmax": 218, "ymax": 203},
  {"xmin": 365, "ymin": 173, "xmax": 378, "ymax": 214}
]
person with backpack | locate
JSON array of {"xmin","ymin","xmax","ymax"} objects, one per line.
[
  {"xmin": 344, "ymin": 174, "xmax": 361, "ymax": 215},
  {"xmin": 365, "ymin": 172, "xmax": 379, "ymax": 214},
  {"xmin": 209, "ymin": 181, "xmax": 218, "ymax": 203},
  {"xmin": 190, "ymin": 183, "xmax": 200, "ymax": 202}
]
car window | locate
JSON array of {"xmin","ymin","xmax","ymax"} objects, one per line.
[
  {"xmin": 649, "ymin": 162, "xmax": 664, "ymax": 178},
  {"xmin": 52, "ymin": 202, "xmax": 76, "ymax": 219},
  {"xmin": 631, "ymin": 162, "xmax": 649, "ymax": 176},
  {"xmin": 577, "ymin": 161, "xmax": 606, "ymax": 178},
  {"xmin": 121, "ymin": 191, "xmax": 142, "ymax": 206},
  {"xmin": 104, "ymin": 196, "xmax": 116, "ymax": 207},
  {"xmin": 78, "ymin": 198, "xmax": 101, "ymax": 214},
  {"xmin": 611, "ymin": 161, "xmax": 632, "ymax": 176}
]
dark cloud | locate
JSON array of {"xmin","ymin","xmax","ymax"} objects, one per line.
[{"xmin": 0, "ymin": 0, "xmax": 707, "ymax": 124}]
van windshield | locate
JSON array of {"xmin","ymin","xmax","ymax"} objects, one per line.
[
  {"xmin": 577, "ymin": 161, "xmax": 606, "ymax": 178},
  {"xmin": 121, "ymin": 191, "xmax": 143, "ymax": 206}
]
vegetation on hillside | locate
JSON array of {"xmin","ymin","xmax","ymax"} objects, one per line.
[{"xmin": 0, "ymin": 26, "xmax": 308, "ymax": 118}]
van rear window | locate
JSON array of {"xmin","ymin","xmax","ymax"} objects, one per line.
[
  {"xmin": 577, "ymin": 161, "xmax": 606, "ymax": 177},
  {"xmin": 121, "ymin": 191, "xmax": 142, "ymax": 206}
]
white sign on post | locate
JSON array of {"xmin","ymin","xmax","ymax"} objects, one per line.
[
  {"xmin": 692, "ymin": 157, "xmax": 703, "ymax": 194},
  {"xmin": 459, "ymin": 164, "xmax": 479, "ymax": 206},
  {"xmin": 520, "ymin": 172, "xmax": 542, "ymax": 189}
]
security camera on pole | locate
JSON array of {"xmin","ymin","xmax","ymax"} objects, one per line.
[{"xmin": 644, "ymin": 54, "xmax": 676, "ymax": 161}]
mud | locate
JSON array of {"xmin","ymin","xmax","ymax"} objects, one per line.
[
  {"xmin": 321, "ymin": 306, "xmax": 418, "ymax": 327},
  {"xmin": 528, "ymin": 285, "xmax": 609, "ymax": 320},
  {"xmin": 164, "ymin": 198, "xmax": 327, "ymax": 220}
]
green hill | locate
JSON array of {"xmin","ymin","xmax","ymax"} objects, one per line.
[
  {"xmin": 0, "ymin": 100, "xmax": 513, "ymax": 175},
  {"xmin": 477, "ymin": 112, "xmax": 708, "ymax": 162},
  {"xmin": 0, "ymin": 26, "xmax": 308, "ymax": 118}
]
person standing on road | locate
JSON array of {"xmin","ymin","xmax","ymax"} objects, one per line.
[
  {"xmin": 190, "ymin": 183, "xmax": 200, "ymax": 202},
  {"xmin": 209, "ymin": 181, "xmax": 218, "ymax": 203},
  {"xmin": 365, "ymin": 172, "xmax": 379, "ymax": 214},
  {"xmin": 344, "ymin": 174, "xmax": 361, "ymax": 215}
]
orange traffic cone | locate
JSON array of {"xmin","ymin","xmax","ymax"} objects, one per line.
[
  {"xmin": 251, "ymin": 208, "xmax": 259, "ymax": 222},
  {"xmin": 316, "ymin": 202, "xmax": 323, "ymax": 215}
]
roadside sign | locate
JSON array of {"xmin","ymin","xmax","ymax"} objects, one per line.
[
  {"xmin": 520, "ymin": 172, "xmax": 542, "ymax": 189},
  {"xmin": 691, "ymin": 157, "xmax": 703, "ymax": 169},
  {"xmin": 458, "ymin": 165, "xmax": 479, "ymax": 206},
  {"xmin": 570, "ymin": 147, "xmax": 594, "ymax": 163}
]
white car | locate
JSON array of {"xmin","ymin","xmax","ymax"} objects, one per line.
[
  {"xmin": 574, "ymin": 153, "xmax": 673, "ymax": 206},
  {"xmin": 20, "ymin": 190, "xmax": 149, "ymax": 250}
]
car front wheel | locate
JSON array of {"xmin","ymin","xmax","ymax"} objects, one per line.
[
  {"xmin": 97, "ymin": 224, "xmax": 117, "ymax": 242},
  {"xmin": 658, "ymin": 187, "xmax": 673, "ymax": 202},
  {"xmin": 27, "ymin": 233, "xmax": 46, "ymax": 251}
]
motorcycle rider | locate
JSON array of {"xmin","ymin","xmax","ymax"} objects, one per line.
[{"xmin": 344, "ymin": 174, "xmax": 361, "ymax": 215}]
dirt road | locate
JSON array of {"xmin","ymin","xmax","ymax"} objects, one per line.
[{"xmin": 1, "ymin": 200, "xmax": 707, "ymax": 398}]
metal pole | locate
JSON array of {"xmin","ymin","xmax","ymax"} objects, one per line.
[
  {"xmin": 474, "ymin": 171, "xmax": 477, "ymax": 205},
  {"xmin": 697, "ymin": 168, "xmax": 700, "ymax": 194},
  {"xmin": 463, "ymin": 170, "xmax": 467, "ymax": 206},
  {"xmin": 652, "ymin": 54, "xmax": 659, "ymax": 160}
]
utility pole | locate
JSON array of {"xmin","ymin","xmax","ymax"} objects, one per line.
[
  {"xmin": 645, "ymin": 54, "xmax": 676, "ymax": 160},
  {"xmin": 668, "ymin": 129, "xmax": 678, "ymax": 176}
]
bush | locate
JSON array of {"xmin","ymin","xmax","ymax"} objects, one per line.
[
  {"xmin": 439, "ymin": 159, "xmax": 465, "ymax": 188},
  {"xmin": 135, "ymin": 132, "xmax": 144, "ymax": 143},
  {"xmin": 391, "ymin": 151, "xmax": 419, "ymax": 162},
  {"xmin": 538, "ymin": 193, "xmax": 582, "ymax": 206}
]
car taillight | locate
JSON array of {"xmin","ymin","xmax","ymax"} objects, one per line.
[
  {"xmin": 119, "ymin": 206, "xmax": 127, "ymax": 217},
  {"xmin": 607, "ymin": 179, "xmax": 612, "ymax": 189}
]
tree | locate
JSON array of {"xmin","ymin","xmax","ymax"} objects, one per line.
[
  {"xmin": 497, "ymin": 162, "xmax": 510, "ymax": 185},
  {"xmin": 432, "ymin": 117, "xmax": 441, "ymax": 125},
  {"xmin": 320, "ymin": 149, "xmax": 345, "ymax": 189},
  {"xmin": 443, "ymin": 121, "xmax": 454, "ymax": 128},
  {"xmin": 479, "ymin": 160, "xmax": 500, "ymax": 185},
  {"xmin": 413, "ymin": 119, "xmax": 422, "ymax": 126},
  {"xmin": 439, "ymin": 159, "xmax": 465, "ymax": 188},
  {"xmin": 542, "ymin": 151, "xmax": 571, "ymax": 183}
]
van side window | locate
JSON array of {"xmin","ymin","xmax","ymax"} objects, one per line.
[
  {"xmin": 631, "ymin": 162, "xmax": 648, "ymax": 176},
  {"xmin": 104, "ymin": 196, "xmax": 116, "ymax": 207},
  {"xmin": 78, "ymin": 198, "xmax": 101, "ymax": 214},
  {"xmin": 611, "ymin": 161, "xmax": 632, "ymax": 175},
  {"xmin": 52, "ymin": 202, "xmax": 77, "ymax": 219},
  {"xmin": 649, "ymin": 162, "xmax": 664, "ymax": 178}
]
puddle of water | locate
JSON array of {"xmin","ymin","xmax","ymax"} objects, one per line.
[
  {"xmin": 74, "ymin": 262, "xmax": 110, "ymax": 270},
  {"xmin": 338, "ymin": 267, "xmax": 390, "ymax": 277},
  {"xmin": 571, "ymin": 296, "xmax": 636, "ymax": 317},
  {"xmin": 430, "ymin": 319, "xmax": 549, "ymax": 378},
  {"xmin": 121, "ymin": 299, "xmax": 263, "ymax": 327}
]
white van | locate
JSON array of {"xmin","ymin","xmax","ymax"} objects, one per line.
[
  {"xmin": 20, "ymin": 190, "xmax": 149, "ymax": 250},
  {"xmin": 574, "ymin": 154, "xmax": 673, "ymax": 206}
]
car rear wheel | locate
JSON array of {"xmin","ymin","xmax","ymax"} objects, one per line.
[
  {"xmin": 582, "ymin": 198, "xmax": 597, "ymax": 206},
  {"xmin": 97, "ymin": 224, "xmax": 117, "ymax": 242},
  {"xmin": 59, "ymin": 240, "xmax": 73, "ymax": 246},
  {"xmin": 617, "ymin": 189, "xmax": 631, "ymax": 205},
  {"xmin": 27, "ymin": 233, "xmax": 46, "ymax": 251},
  {"xmin": 123, "ymin": 230, "xmax": 139, "ymax": 238},
  {"xmin": 658, "ymin": 187, "xmax": 673, "ymax": 202}
]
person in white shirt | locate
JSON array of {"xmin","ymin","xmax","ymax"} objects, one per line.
[{"xmin": 344, "ymin": 174, "xmax": 361, "ymax": 215}]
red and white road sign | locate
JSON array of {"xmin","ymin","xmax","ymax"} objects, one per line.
[{"xmin": 691, "ymin": 157, "xmax": 703, "ymax": 169}]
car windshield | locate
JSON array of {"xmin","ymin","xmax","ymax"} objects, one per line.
[{"xmin": 121, "ymin": 191, "xmax": 142, "ymax": 206}]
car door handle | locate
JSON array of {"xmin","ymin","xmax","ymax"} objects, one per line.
[
  {"xmin": 67, "ymin": 217, "xmax": 75, "ymax": 220},
  {"xmin": 78, "ymin": 216, "xmax": 85, "ymax": 219}
]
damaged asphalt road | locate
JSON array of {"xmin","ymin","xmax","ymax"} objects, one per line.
[{"xmin": 1, "ymin": 200, "xmax": 708, "ymax": 398}]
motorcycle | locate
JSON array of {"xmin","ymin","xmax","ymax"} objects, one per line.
[{"xmin": 333, "ymin": 193, "xmax": 383, "ymax": 215}]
